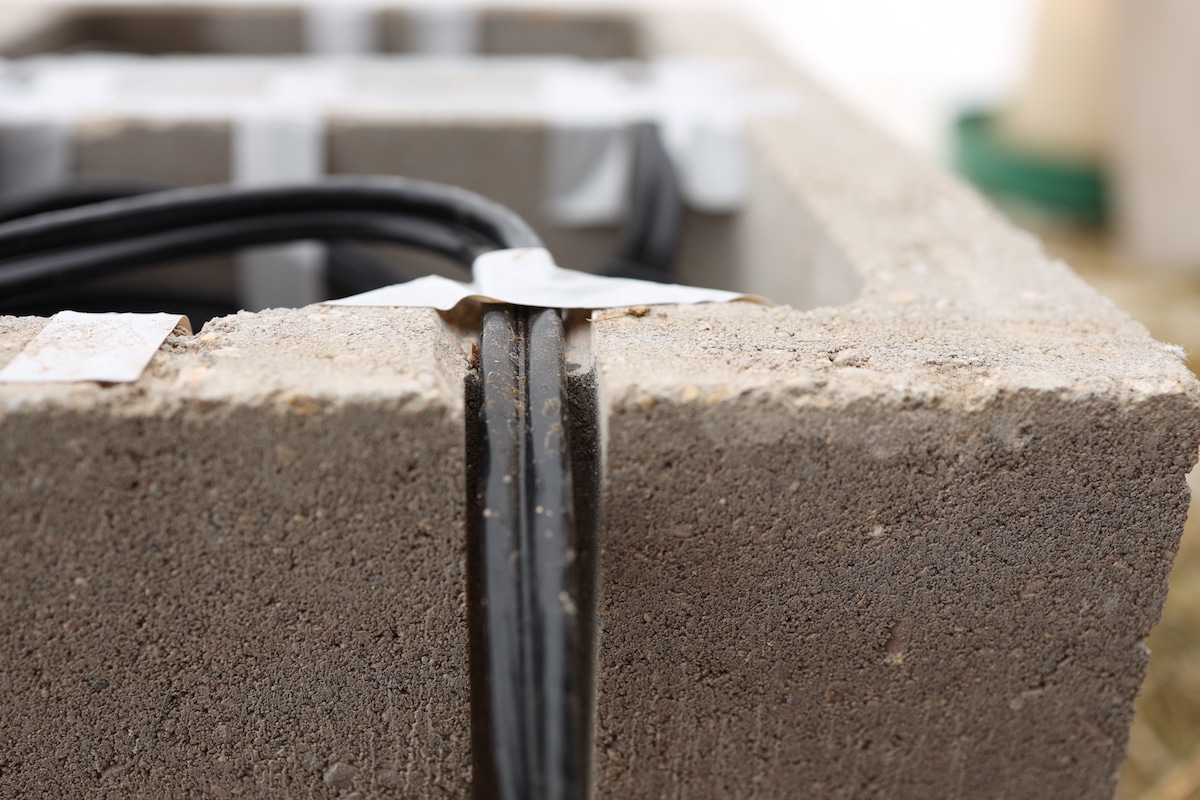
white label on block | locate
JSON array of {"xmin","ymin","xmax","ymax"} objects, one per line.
[
  {"xmin": 409, "ymin": 7, "xmax": 481, "ymax": 56},
  {"xmin": 0, "ymin": 311, "xmax": 189, "ymax": 384}
]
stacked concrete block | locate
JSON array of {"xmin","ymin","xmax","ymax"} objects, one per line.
[{"xmin": 1, "ymin": 4, "xmax": 1198, "ymax": 799}]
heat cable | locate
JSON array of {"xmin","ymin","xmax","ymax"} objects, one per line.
[{"xmin": 470, "ymin": 305, "xmax": 585, "ymax": 800}]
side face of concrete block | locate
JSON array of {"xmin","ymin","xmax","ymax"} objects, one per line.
[{"xmin": 0, "ymin": 308, "xmax": 473, "ymax": 798}]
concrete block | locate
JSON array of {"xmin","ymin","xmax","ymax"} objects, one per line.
[
  {"xmin": 0, "ymin": 307, "xmax": 473, "ymax": 797},
  {"xmin": 0, "ymin": 5, "xmax": 1196, "ymax": 799}
]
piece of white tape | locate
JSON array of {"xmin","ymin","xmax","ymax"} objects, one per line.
[
  {"xmin": 408, "ymin": 7, "xmax": 481, "ymax": 56},
  {"xmin": 653, "ymin": 60, "xmax": 749, "ymax": 214},
  {"xmin": 233, "ymin": 102, "xmax": 326, "ymax": 311},
  {"xmin": 304, "ymin": 3, "xmax": 377, "ymax": 55},
  {"xmin": 0, "ymin": 312, "xmax": 189, "ymax": 384},
  {"xmin": 545, "ymin": 125, "xmax": 632, "ymax": 227},
  {"xmin": 323, "ymin": 247, "xmax": 767, "ymax": 311},
  {"xmin": 542, "ymin": 65, "xmax": 634, "ymax": 227}
]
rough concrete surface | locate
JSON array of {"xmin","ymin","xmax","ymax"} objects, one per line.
[
  {"xmin": 0, "ymin": 307, "xmax": 473, "ymax": 798},
  {"xmin": 581, "ymin": 11, "xmax": 1200, "ymax": 799}
]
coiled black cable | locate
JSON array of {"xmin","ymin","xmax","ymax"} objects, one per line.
[
  {"xmin": 0, "ymin": 181, "xmax": 466, "ymax": 307},
  {"xmin": 0, "ymin": 125, "xmax": 683, "ymax": 311},
  {"xmin": 470, "ymin": 305, "xmax": 585, "ymax": 800}
]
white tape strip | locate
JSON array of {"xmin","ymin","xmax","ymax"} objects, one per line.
[
  {"xmin": 409, "ymin": 7, "xmax": 481, "ymax": 56},
  {"xmin": 304, "ymin": 3, "xmax": 376, "ymax": 55},
  {"xmin": 233, "ymin": 105, "xmax": 326, "ymax": 310},
  {"xmin": 545, "ymin": 126, "xmax": 632, "ymax": 227},
  {"xmin": 0, "ymin": 312, "xmax": 188, "ymax": 384},
  {"xmin": 542, "ymin": 66, "xmax": 634, "ymax": 227},
  {"xmin": 0, "ymin": 118, "xmax": 72, "ymax": 200},
  {"xmin": 653, "ymin": 61, "xmax": 749, "ymax": 214},
  {"xmin": 323, "ymin": 247, "xmax": 766, "ymax": 311}
]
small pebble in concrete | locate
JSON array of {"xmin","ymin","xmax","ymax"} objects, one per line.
[
  {"xmin": 88, "ymin": 678, "xmax": 109, "ymax": 692},
  {"xmin": 375, "ymin": 768, "xmax": 400, "ymax": 787},
  {"xmin": 832, "ymin": 348, "xmax": 867, "ymax": 366},
  {"xmin": 323, "ymin": 762, "xmax": 358, "ymax": 789}
]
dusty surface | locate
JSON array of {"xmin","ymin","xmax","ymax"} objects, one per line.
[
  {"xmin": 592, "ymin": 303, "xmax": 1199, "ymax": 800},
  {"xmin": 584, "ymin": 11, "xmax": 1200, "ymax": 800},
  {"xmin": 0, "ymin": 307, "xmax": 473, "ymax": 799}
]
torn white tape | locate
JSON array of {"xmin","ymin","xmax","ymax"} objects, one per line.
[
  {"xmin": 323, "ymin": 247, "xmax": 766, "ymax": 311},
  {"xmin": 542, "ymin": 65, "xmax": 634, "ymax": 227},
  {"xmin": 304, "ymin": 3, "xmax": 377, "ymax": 55},
  {"xmin": 233, "ymin": 103, "xmax": 326, "ymax": 311},
  {"xmin": 654, "ymin": 61, "xmax": 749, "ymax": 213},
  {"xmin": 0, "ymin": 312, "xmax": 188, "ymax": 384}
]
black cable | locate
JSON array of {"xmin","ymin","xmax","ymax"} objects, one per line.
[
  {"xmin": 0, "ymin": 287, "xmax": 238, "ymax": 322},
  {"xmin": 470, "ymin": 306, "xmax": 585, "ymax": 800},
  {"xmin": 0, "ymin": 176, "xmax": 540, "ymax": 261},
  {"xmin": 0, "ymin": 179, "xmax": 165, "ymax": 223},
  {"xmin": 0, "ymin": 210, "xmax": 496, "ymax": 296}
]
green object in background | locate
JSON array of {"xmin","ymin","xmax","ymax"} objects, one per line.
[{"xmin": 953, "ymin": 110, "xmax": 1108, "ymax": 227}]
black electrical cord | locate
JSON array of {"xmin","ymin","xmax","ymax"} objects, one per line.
[
  {"xmin": 0, "ymin": 286, "xmax": 239, "ymax": 322},
  {"xmin": 0, "ymin": 123, "xmax": 682, "ymax": 307},
  {"xmin": 470, "ymin": 305, "xmax": 584, "ymax": 800},
  {"xmin": 0, "ymin": 209, "xmax": 496, "ymax": 296},
  {"xmin": 0, "ymin": 179, "xmax": 165, "ymax": 223}
]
